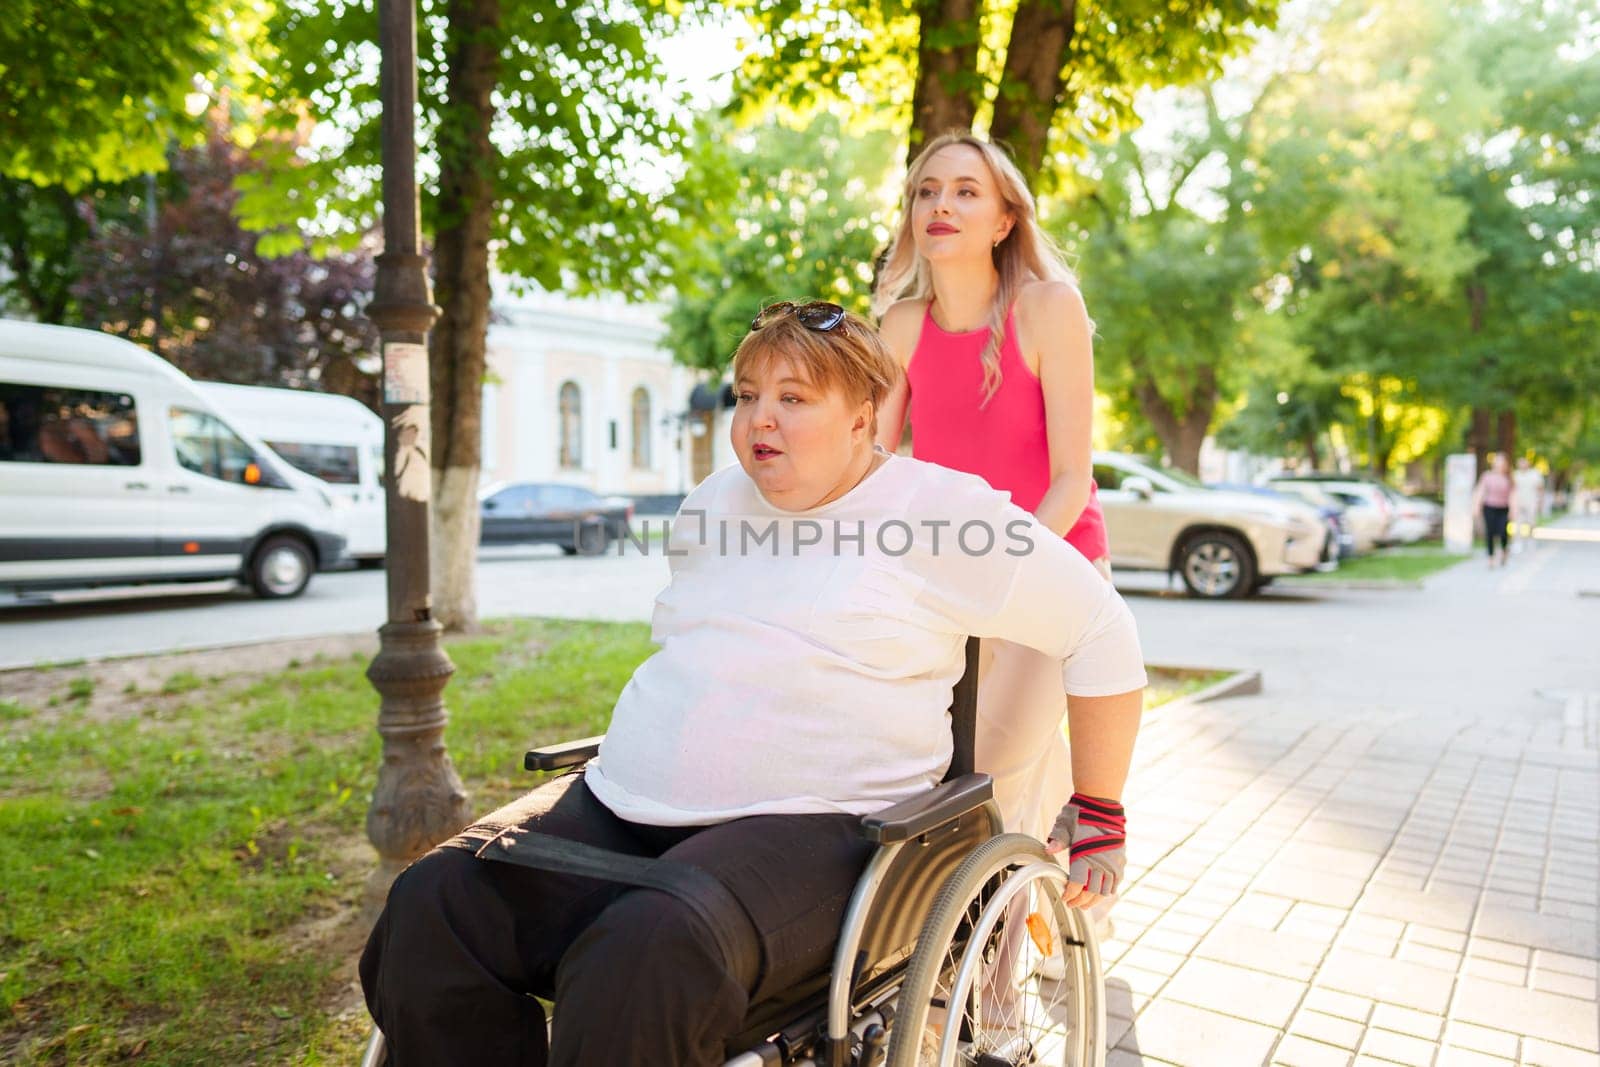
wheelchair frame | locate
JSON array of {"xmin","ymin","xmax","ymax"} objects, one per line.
[{"xmin": 361, "ymin": 639, "xmax": 1107, "ymax": 1067}]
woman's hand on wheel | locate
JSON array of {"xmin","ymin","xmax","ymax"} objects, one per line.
[{"xmin": 1045, "ymin": 793, "xmax": 1126, "ymax": 908}]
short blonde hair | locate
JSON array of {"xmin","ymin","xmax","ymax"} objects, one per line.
[{"xmin": 731, "ymin": 306, "xmax": 901, "ymax": 425}]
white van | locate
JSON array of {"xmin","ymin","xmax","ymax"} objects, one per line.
[
  {"xmin": 0, "ymin": 320, "xmax": 347, "ymax": 599},
  {"xmin": 196, "ymin": 381, "xmax": 386, "ymax": 561}
]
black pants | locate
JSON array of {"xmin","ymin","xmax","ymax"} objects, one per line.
[
  {"xmin": 360, "ymin": 774, "xmax": 874, "ymax": 1067},
  {"xmin": 1483, "ymin": 505, "xmax": 1510, "ymax": 555}
]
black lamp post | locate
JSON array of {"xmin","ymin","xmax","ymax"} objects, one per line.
[{"xmin": 364, "ymin": 0, "xmax": 471, "ymax": 895}]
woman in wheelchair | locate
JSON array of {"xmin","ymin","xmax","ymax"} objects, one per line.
[{"xmin": 360, "ymin": 303, "xmax": 1146, "ymax": 1067}]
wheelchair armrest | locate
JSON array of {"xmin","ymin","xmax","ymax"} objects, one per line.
[
  {"xmin": 524, "ymin": 735, "xmax": 605, "ymax": 772},
  {"xmin": 859, "ymin": 773, "xmax": 994, "ymax": 844}
]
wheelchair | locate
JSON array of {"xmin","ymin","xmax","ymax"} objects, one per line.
[{"xmin": 361, "ymin": 639, "xmax": 1108, "ymax": 1067}]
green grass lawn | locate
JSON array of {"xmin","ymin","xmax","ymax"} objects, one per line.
[
  {"xmin": 1287, "ymin": 543, "xmax": 1469, "ymax": 583},
  {"xmin": 0, "ymin": 619, "xmax": 1197, "ymax": 1064}
]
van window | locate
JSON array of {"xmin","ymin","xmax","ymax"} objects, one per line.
[
  {"xmin": 266, "ymin": 440, "xmax": 361, "ymax": 484},
  {"xmin": 0, "ymin": 382, "xmax": 142, "ymax": 466},
  {"xmin": 170, "ymin": 408, "xmax": 284, "ymax": 487}
]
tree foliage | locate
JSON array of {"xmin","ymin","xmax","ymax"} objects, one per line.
[
  {"xmin": 0, "ymin": 0, "xmax": 226, "ymax": 189},
  {"xmin": 72, "ymin": 129, "xmax": 381, "ymax": 405},
  {"xmin": 663, "ymin": 114, "xmax": 898, "ymax": 375},
  {"xmin": 726, "ymin": 0, "xmax": 1280, "ymax": 177},
  {"xmin": 248, "ymin": 0, "xmax": 696, "ymax": 630},
  {"xmin": 1242, "ymin": 0, "xmax": 1600, "ymax": 481}
]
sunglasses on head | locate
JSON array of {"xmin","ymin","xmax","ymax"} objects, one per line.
[{"xmin": 750, "ymin": 301, "xmax": 847, "ymax": 333}]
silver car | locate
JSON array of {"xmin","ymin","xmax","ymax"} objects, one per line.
[{"xmin": 1094, "ymin": 452, "xmax": 1331, "ymax": 598}]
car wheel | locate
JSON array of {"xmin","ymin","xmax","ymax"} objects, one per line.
[
  {"xmin": 1179, "ymin": 531, "xmax": 1256, "ymax": 599},
  {"xmin": 249, "ymin": 535, "xmax": 314, "ymax": 598},
  {"xmin": 575, "ymin": 521, "xmax": 612, "ymax": 556}
]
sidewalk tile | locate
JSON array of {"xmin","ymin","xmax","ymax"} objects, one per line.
[
  {"xmin": 1281, "ymin": 916, "xmax": 1343, "ymax": 945},
  {"xmin": 1106, "ymin": 1048, "xmax": 1181, "ymax": 1067},
  {"xmin": 1432, "ymin": 1047, "xmax": 1513, "ymax": 1065},
  {"xmin": 1530, "ymin": 968, "xmax": 1596, "ymax": 999},
  {"xmin": 1291, "ymin": 1010, "xmax": 1365, "ymax": 1049},
  {"xmin": 1256, "ymin": 864, "xmax": 1368, "ymax": 909},
  {"xmin": 1172, "ymin": 894, "xmax": 1232, "ymax": 921},
  {"xmin": 1519, "ymin": 1038, "xmax": 1600, "ymax": 1067},
  {"xmin": 1114, "ymin": 999, "xmax": 1278, "ymax": 1067},
  {"xmin": 1466, "ymin": 937, "xmax": 1532, "ymax": 965},
  {"xmin": 1369, "ymin": 1004, "xmax": 1443, "ymax": 1040},
  {"xmin": 1162, "ymin": 958, "xmax": 1307, "ymax": 1028},
  {"xmin": 1341, "ymin": 931, "xmax": 1400, "ymax": 957},
  {"xmin": 1461, "ymin": 956, "xmax": 1526, "ymax": 985},
  {"xmin": 1137, "ymin": 927, "xmax": 1201, "ymax": 956},
  {"xmin": 1119, "ymin": 944, "xmax": 1189, "ymax": 977},
  {"xmin": 1288, "ymin": 902, "xmax": 1351, "ymax": 926},
  {"xmin": 1346, "ymin": 914, "xmax": 1405, "ymax": 940},
  {"xmin": 1230, "ymin": 892, "xmax": 1297, "ymax": 930},
  {"xmin": 1302, "ymin": 987, "xmax": 1373, "ymax": 1023},
  {"xmin": 1110, "ymin": 964, "xmax": 1173, "ymax": 998},
  {"xmin": 1196, "ymin": 922, "xmax": 1328, "ymax": 982},
  {"xmin": 1395, "ymin": 941, "xmax": 1462, "ymax": 970},
  {"xmin": 1441, "ymin": 1020, "xmax": 1519, "ymax": 1057},
  {"xmin": 1154, "ymin": 910, "xmax": 1217, "ymax": 937},
  {"xmin": 1105, "ymin": 1013, "xmax": 1136, "ymax": 1051},
  {"xmin": 1359, "ymin": 1027, "xmax": 1436, "ymax": 1066},
  {"xmin": 1271, "ymin": 1035, "xmax": 1353, "ymax": 1067},
  {"xmin": 1111, "ymin": 900, "xmax": 1167, "ymax": 930},
  {"xmin": 1474, "ymin": 903, "xmax": 1598, "ymax": 954},
  {"xmin": 1451, "ymin": 977, "xmax": 1600, "ymax": 1050},
  {"xmin": 1539, "ymin": 900, "xmax": 1597, "ymax": 921},
  {"xmin": 1316, "ymin": 947, "xmax": 1455, "ymax": 1013},
  {"xmin": 1531, "ymin": 949, "xmax": 1598, "ymax": 979},
  {"xmin": 1407, "ymin": 923, "xmax": 1468, "ymax": 952},
  {"xmin": 1358, "ymin": 883, "xmax": 1477, "ymax": 931}
]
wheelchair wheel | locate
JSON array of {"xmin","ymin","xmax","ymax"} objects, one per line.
[{"xmin": 885, "ymin": 834, "xmax": 1105, "ymax": 1067}]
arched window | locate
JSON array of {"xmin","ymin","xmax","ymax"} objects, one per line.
[
  {"xmin": 630, "ymin": 387, "xmax": 651, "ymax": 470},
  {"xmin": 558, "ymin": 381, "xmax": 582, "ymax": 469}
]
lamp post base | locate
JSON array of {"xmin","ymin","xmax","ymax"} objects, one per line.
[{"xmin": 364, "ymin": 619, "xmax": 471, "ymax": 901}]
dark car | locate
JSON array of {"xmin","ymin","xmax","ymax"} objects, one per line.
[{"xmin": 478, "ymin": 482, "xmax": 633, "ymax": 555}]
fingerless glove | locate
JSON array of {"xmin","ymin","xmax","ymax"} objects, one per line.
[{"xmin": 1049, "ymin": 793, "xmax": 1126, "ymax": 896}]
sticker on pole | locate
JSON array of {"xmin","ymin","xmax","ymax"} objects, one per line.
[{"xmin": 383, "ymin": 342, "xmax": 430, "ymax": 405}]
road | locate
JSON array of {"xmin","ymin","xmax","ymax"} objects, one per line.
[{"xmin": 5, "ymin": 520, "xmax": 1597, "ymax": 709}]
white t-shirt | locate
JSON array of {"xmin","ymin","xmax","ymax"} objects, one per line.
[
  {"xmin": 584, "ymin": 454, "xmax": 1148, "ymax": 826},
  {"xmin": 1513, "ymin": 468, "xmax": 1545, "ymax": 511}
]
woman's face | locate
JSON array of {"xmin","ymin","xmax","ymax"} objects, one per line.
[
  {"xmin": 731, "ymin": 355, "xmax": 874, "ymax": 511},
  {"xmin": 910, "ymin": 144, "xmax": 1015, "ymax": 264}
]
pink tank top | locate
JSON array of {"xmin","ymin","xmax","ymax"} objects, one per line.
[{"xmin": 906, "ymin": 305, "xmax": 1109, "ymax": 561}]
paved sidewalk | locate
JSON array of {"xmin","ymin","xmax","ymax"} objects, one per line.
[{"xmin": 1102, "ymin": 516, "xmax": 1600, "ymax": 1066}]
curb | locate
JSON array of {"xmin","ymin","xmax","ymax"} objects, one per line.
[
  {"xmin": 1146, "ymin": 663, "xmax": 1262, "ymax": 718},
  {"xmin": 1278, "ymin": 577, "xmax": 1424, "ymax": 592}
]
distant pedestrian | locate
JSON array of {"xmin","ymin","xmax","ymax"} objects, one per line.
[
  {"xmin": 1474, "ymin": 453, "xmax": 1513, "ymax": 567},
  {"xmin": 1512, "ymin": 457, "xmax": 1546, "ymax": 551}
]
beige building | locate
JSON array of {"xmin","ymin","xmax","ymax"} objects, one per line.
[{"xmin": 481, "ymin": 287, "xmax": 736, "ymax": 504}]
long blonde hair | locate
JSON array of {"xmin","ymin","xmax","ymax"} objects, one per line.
[{"xmin": 872, "ymin": 132, "xmax": 1076, "ymax": 402}]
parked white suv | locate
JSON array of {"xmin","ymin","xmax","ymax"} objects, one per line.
[{"xmin": 1093, "ymin": 452, "xmax": 1330, "ymax": 598}]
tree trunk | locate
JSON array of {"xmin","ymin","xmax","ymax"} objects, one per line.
[
  {"xmin": 428, "ymin": 0, "xmax": 501, "ymax": 632},
  {"xmin": 1496, "ymin": 409, "xmax": 1516, "ymax": 463},
  {"xmin": 1134, "ymin": 364, "xmax": 1216, "ymax": 476},
  {"xmin": 907, "ymin": 0, "xmax": 983, "ymax": 165},
  {"xmin": 988, "ymin": 0, "xmax": 1077, "ymax": 181},
  {"xmin": 1301, "ymin": 431, "xmax": 1321, "ymax": 470},
  {"xmin": 1468, "ymin": 406, "xmax": 1491, "ymax": 474}
]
